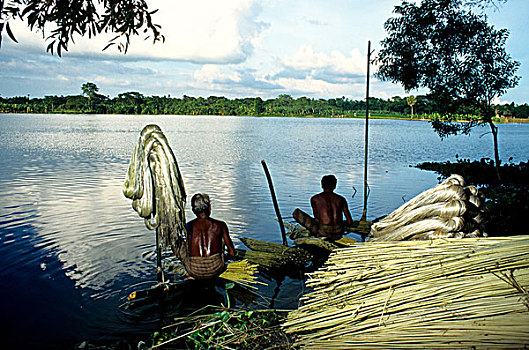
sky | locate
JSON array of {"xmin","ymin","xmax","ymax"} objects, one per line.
[{"xmin": 0, "ymin": 0, "xmax": 527, "ymax": 103}]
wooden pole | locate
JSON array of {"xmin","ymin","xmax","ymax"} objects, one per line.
[
  {"xmin": 261, "ymin": 160, "xmax": 288, "ymax": 246},
  {"xmin": 155, "ymin": 228, "xmax": 165, "ymax": 283},
  {"xmin": 361, "ymin": 40, "xmax": 371, "ymax": 222}
]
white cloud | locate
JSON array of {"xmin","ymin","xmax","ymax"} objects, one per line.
[
  {"xmin": 281, "ymin": 45, "xmax": 365, "ymax": 77},
  {"xmin": 193, "ymin": 65, "xmax": 242, "ymax": 83},
  {"xmin": 8, "ymin": 0, "xmax": 269, "ymax": 64},
  {"xmin": 492, "ymin": 96, "xmax": 511, "ymax": 105},
  {"xmin": 93, "ymin": 76, "xmax": 131, "ymax": 87},
  {"xmin": 273, "ymin": 76, "xmax": 363, "ymax": 98},
  {"xmin": 255, "ymin": 45, "xmax": 368, "ymax": 98}
]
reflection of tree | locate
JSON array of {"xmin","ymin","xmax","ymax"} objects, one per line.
[
  {"xmin": 376, "ymin": 0, "xmax": 519, "ymax": 182},
  {"xmin": 0, "ymin": 0, "xmax": 163, "ymax": 55}
]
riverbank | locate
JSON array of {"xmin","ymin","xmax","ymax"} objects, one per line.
[
  {"xmin": 2, "ymin": 92, "xmax": 529, "ymax": 121},
  {"xmin": 3, "ymin": 111, "xmax": 529, "ymax": 125}
]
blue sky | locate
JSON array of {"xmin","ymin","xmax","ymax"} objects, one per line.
[{"xmin": 0, "ymin": 0, "xmax": 527, "ymax": 103}]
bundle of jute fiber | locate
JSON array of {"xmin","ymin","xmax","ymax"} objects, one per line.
[
  {"xmin": 122, "ymin": 126, "xmax": 262, "ymax": 289},
  {"xmin": 370, "ymin": 174, "xmax": 486, "ymax": 241},
  {"xmin": 235, "ymin": 248, "xmax": 296, "ymax": 270},
  {"xmin": 283, "ymin": 236, "xmax": 529, "ymax": 349},
  {"xmin": 123, "ymin": 124, "xmax": 187, "ymax": 250}
]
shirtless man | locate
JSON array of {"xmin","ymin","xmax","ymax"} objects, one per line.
[
  {"xmin": 182, "ymin": 193, "xmax": 235, "ymax": 279},
  {"xmin": 311, "ymin": 175, "xmax": 353, "ymax": 239},
  {"xmin": 293, "ymin": 175, "xmax": 353, "ymax": 240}
]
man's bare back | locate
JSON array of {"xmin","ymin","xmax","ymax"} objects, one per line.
[
  {"xmin": 292, "ymin": 175, "xmax": 353, "ymax": 240},
  {"xmin": 311, "ymin": 191, "xmax": 352, "ymax": 226},
  {"xmin": 310, "ymin": 175, "xmax": 353, "ymax": 239},
  {"xmin": 187, "ymin": 215, "xmax": 234, "ymax": 258}
]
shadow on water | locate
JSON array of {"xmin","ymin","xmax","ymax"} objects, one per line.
[{"xmin": 0, "ymin": 219, "xmax": 86, "ymax": 349}]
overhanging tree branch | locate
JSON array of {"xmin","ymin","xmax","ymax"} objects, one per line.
[
  {"xmin": 0, "ymin": 0, "xmax": 164, "ymax": 56},
  {"xmin": 376, "ymin": 0, "xmax": 519, "ymax": 182}
]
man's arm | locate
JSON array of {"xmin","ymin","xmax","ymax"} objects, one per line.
[
  {"xmin": 310, "ymin": 195, "xmax": 319, "ymax": 219},
  {"xmin": 222, "ymin": 222, "xmax": 236, "ymax": 259},
  {"xmin": 342, "ymin": 199, "xmax": 353, "ymax": 226}
]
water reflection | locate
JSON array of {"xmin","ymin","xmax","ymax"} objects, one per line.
[{"xmin": 0, "ymin": 114, "xmax": 527, "ymax": 346}]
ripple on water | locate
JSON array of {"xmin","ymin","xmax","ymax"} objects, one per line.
[{"xmin": 1, "ymin": 114, "xmax": 528, "ymax": 346}]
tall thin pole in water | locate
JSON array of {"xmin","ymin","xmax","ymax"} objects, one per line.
[
  {"xmin": 261, "ymin": 160, "xmax": 288, "ymax": 246},
  {"xmin": 361, "ymin": 41, "xmax": 371, "ymax": 221}
]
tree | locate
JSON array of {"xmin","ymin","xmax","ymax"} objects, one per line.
[
  {"xmin": 81, "ymin": 82, "xmax": 98, "ymax": 98},
  {"xmin": 254, "ymin": 97, "xmax": 263, "ymax": 115},
  {"xmin": 81, "ymin": 82, "xmax": 99, "ymax": 112},
  {"xmin": 406, "ymin": 95, "xmax": 417, "ymax": 119},
  {"xmin": 0, "ymin": 0, "xmax": 163, "ymax": 56},
  {"xmin": 376, "ymin": 0, "xmax": 519, "ymax": 181}
]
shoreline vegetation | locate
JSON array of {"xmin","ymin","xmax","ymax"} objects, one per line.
[{"xmin": 1, "ymin": 93, "xmax": 529, "ymax": 123}]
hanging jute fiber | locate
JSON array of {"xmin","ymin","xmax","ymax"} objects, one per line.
[{"xmin": 283, "ymin": 236, "xmax": 529, "ymax": 349}]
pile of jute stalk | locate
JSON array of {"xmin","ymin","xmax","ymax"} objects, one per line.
[
  {"xmin": 219, "ymin": 260, "xmax": 267, "ymax": 290},
  {"xmin": 235, "ymin": 237, "xmax": 313, "ymax": 270},
  {"xmin": 283, "ymin": 236, "xmax": 529, "ymax": 349}
]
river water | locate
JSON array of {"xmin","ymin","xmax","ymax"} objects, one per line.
[{"xmin": 1, "ymin": 114, "xmax": 527, "ymax": 347}]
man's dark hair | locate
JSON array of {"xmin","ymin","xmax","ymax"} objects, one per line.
[{"xmin": 321, "ymin": 175, "xmax": 337, "ymax": 190}]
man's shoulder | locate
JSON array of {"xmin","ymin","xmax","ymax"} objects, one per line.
[
  {"xmin": 333, "ymin": 192, "xmax": 346, "ymax": 200},
  {"xmin": 209, "ymin": 217, "xmax": 228, "ymax": 227},
  {"xmin": 326, "ymin": 192, "xmax": 346, "ymax": 205},
  {"xmin": 311, "ymin": 192, "xmax": 325, "ymax": 201}
]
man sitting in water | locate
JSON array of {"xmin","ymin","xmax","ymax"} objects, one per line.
[
  {"xmin": 293, "ymin": 175, "xmax": 353, "ymax": 240},
  {"xmin": 177, "ymin": 193, "xmax": 235, "ymax": 279}
]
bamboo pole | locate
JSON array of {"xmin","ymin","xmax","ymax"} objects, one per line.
[
  {"xmin": 261, "ymin": 160, "xmax": 288, "ymax": 246},
  {"xmin": 361, "ymin": 40, "xmax": 372, "ymax": 222},
  {"xmin": 155, "ymin": 227, "xmax": 165, "ymax": 283}
]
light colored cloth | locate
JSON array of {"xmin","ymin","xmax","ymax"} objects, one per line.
[{"xmin": 176, "ymin": 244, "xmax": 226, "ymax": 279}]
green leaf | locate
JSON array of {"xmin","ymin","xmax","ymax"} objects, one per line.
[
  {"xmin": 5, "ymin": 23, "xmax": 18, "ymax": 43},
  {"xmin": 220, "ymin": 310, "xmax": 230, "ymax": 322}
]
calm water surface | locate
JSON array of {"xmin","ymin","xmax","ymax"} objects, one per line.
[{"xmin": 1, "ymin": 114, "xmax": 527, "ymax": 347}]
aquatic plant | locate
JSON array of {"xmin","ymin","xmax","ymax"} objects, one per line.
[{"xmin": 147, "ymin": 307, "xmax": 293, "ymax": 349}]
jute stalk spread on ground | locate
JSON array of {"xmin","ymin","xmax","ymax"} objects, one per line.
[{"xmin": 283, "ymin": 236, "xmax": 529, "ymax": 349}]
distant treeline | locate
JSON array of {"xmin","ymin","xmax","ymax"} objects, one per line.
[{"xmin": 1, "ymin": 93, "xmax": 528, "ymax": 119}]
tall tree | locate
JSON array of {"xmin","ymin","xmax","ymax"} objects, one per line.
[
  {"xmin": 0, "ymin": 0, "xmax": 163, "ymax": 55},
  {"xmin": 406, "ymin": 95, "xmax": 417, "ymax": 119},
  {"xmin": 376, "ymin": 0, "xmax": 519, "ymax": 181},
  {"xmin": 81, "ymin": 82, "xmax": 99, "ymax": 112}
]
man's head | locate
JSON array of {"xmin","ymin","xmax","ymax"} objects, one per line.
[
  {"xmin": 321, "ymin": 175, "xmax": 337, "ymax": 191},
  {"xmin": 191, "ymin": 193, "xmax": 211, "ymax": 216}
]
